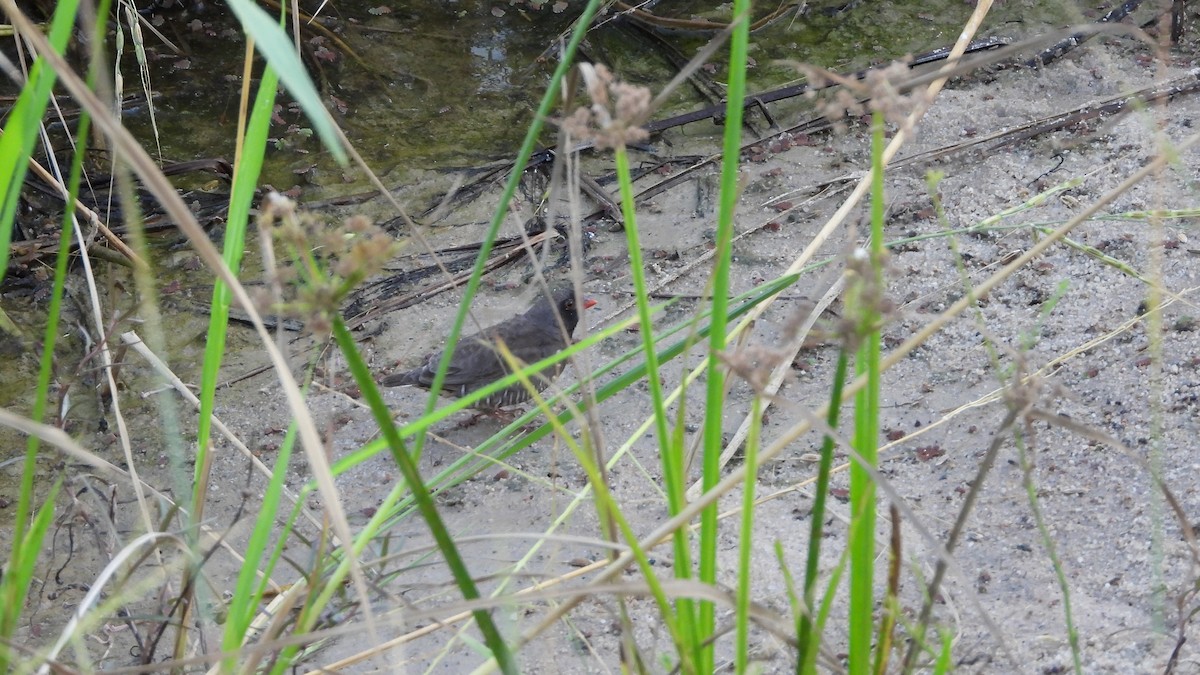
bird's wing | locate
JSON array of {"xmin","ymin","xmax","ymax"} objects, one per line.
[
  {"xmin": 409, "ymin": 319, "xmax": 567, "ymax": 395},
  {"xmin": 430, "ymin": 337, "xmax": 508, "ymax": 389},
  {"xmin": 488, "ymin": 323, "xmax": 566, "ymax": 370}
]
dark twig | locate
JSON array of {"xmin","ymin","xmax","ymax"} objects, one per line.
[{"xmin": 1027, "ymin": 0, "xmax": 1146, "ymax": 67}]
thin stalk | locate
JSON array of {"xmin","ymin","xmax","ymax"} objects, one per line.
[
  {"xmin": 195, "ymin": 43, "xmax": 279, "ymax": 517},
  {"xmin": 849, "ymin": 110, "xmax": 886, "ymax": 675},
  {"xmin": 872, "ymin": 505, "xmax": 901, "ymax": 675},
  {"xmin": 2, "ymin": 0, "xmax": 81, "ymax": 539},
  {"xmin": 507, "ymin": 350, "xmax": 690, "ymax": 667},
  {"xmin": 1, "ymin": 2, "xmax": 99, "ymax": 665},
  {"xmin": 735, "ymin": 397, "xmax": 762, "ymax": 673},
  {"xmin": 0, "ymin": 0, "xmax": 80, "ymax": 279},
  {"xmin": 614, "ymin": 143, "xmax": 696, "ymax": 649},
  {"xmin": 221, "ymin": 424, "xmax": 298, "ymax": 667},
  {"xmin": 797, "ymin": 348, "xmax": 849, "ymax": 674},
  {"xmin": 331, "ymin": 317, "xmax": 517, "ymax": 674},
  {"xmin": 1016, "ymin": 432, "xmax": 1082, "ymax": 673},
  {"xmin": 1145, "ymin": 210, "xmax": 1167, "ymax": 633},
  {"xmin": 700, "ymin": 1, "xmax": 750, "ymax": 668}
]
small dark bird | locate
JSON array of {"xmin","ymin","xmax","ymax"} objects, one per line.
[{"xmin": 383, "ymin": 286, "xmax": 596, "ymax": 410}]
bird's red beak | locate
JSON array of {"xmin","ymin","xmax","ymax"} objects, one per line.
[{"xmin": 583, "ymin": 298, "xmax": 597, "ymax": 309}]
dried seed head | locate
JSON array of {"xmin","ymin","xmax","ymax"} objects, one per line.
[
  {"xmin": 258, "ymin": 192, "xmax": 401, "ymax": 337},
  {"xmin": 560, "ymin": 62, "xmax": 652, "ymax": 150},
  {"xmin": 783, "ymin": 58, "xmax": 922, "ymax": 135}
]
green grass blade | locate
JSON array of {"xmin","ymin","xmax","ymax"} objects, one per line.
[
  {"xmin": 849, "ymin": 110, "xmax": 887, "ymax": 675},
  {"xmin": 0, "ymin": 481, "xmax": 60, "ymax": 669},
  {"xmin": 332, "ymin": 317, "xmax": 517, "ymax": 674},
  {"xmin": 1, "ymin": 9, "xmax": 95, "ymax": 663},
  {"xmin": 410, "ymin": 0, "xmax": 606, "ymax": 463},
  {"xmin": 700, "ymin": 2, "xmax": 751, "ymax": 668},
  {"xmin": 195, "ymin": 34, "xmax": 284, "ymax": 671},
  {"xmin": 194, "ymin": 62, "xmax": 278, "ymax": 491},
  {"xmin": 220, "ymin": 424, "xmax": 298, "ymax": 667},
  {"xmin": 0, "ymin": 0, "xmax": 80, "ymax": 283},
  {"xmin": 613, "ymin": 144, "xmax": 698, "ymax": 650},
  {"xmin": 224, "ymin": 0, "xmax": 346, "ymax": 163},
  {"xmin": 932, "ymin": 630, "xmax": 954, "ymax": 675},
  {"xmin": 798, "ymin": 348, "xmax": 849, "ymax": 675},
  {"xmin": 508, "ymin": 351, "xmax": 690, "ymax": 665}
]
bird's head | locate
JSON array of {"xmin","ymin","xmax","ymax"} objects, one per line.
[{"xmin": 530, "ymin": 284, "xmax": 597, "ymax": 333}]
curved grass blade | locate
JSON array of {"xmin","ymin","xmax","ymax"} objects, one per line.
[
  {"xmin": 0, "ymin": 0, "xmax": 80, "ymax": 282},
  {"xmin": 225, "ymin": 0, "xmax": 347, "ymax": 164}
]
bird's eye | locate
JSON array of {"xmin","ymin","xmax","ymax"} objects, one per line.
[{"xmin": 564, "ymin": 299, "xmax": 575, "ymax": 310}]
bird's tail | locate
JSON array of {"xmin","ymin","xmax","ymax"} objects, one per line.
[{"xmin": 381, "ymin": 368, "xmax": 423, "ymax": 388}]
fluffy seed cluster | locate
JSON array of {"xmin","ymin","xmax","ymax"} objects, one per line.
[
  {"xmin": 560, "ymin": 63, "xmax": 652, "ymax": 150},
  {"xmin": 256, "ymin": 192, "xmax": 398, "ymax": 337},
  {"xmin": 788, "ymin": 58, "xmax": 924, "ymax": 136}
]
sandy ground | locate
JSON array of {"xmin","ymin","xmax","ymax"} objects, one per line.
[
  {"xmin": 262, "ymin": 39, "xmax": 1200, "ymax": 672},
  {"xmin": 6, "ymin": 28, "xmax": 1200, "ymax": 675}
]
